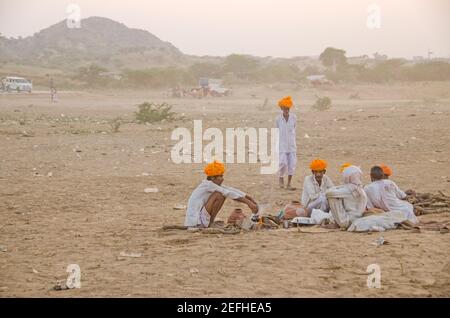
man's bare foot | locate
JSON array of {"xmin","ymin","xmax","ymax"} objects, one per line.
[
  {"xmin": 286, "ymin": 185, "xmax": 297, "ymax": 191},
  {"xmin": 279, "ymin": 177, "xmax": 285, "ymax": 189},
  {"xmin": 210, "ymin": 221, "xmax": 225, "ymax": 228}
]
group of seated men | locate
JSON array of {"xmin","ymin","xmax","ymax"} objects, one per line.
[
  {"xmin": 184, "ymin": 160, "xmax": 418, "ymax": 229},
  {"xmin": 301, "ymin": 159, "xmax": 417, "ymax": 229}
]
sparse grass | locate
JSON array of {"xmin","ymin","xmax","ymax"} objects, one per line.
[
  {"xmin": 135, "ymin": 102, "xmax": 176, "ymax": 124},
  {"xmin": 257, "ymin": 98, "xmax": 270, "ymax": 111},
  {"xmin": 0, "ymin": 129, "xmax": 24, "ymax": 136},
  {"xmin": 19, "ymin": 113, "xmax": 27, "ymax": 126},
  {"xmin": 312, "ymin": 96, "xmax": 332, "ymax": 111},
  {"xmin": 423, "ymin": 97, "xmax": 440, "ymax": 106},
  {"xmin": 66, "ymin": 128, "xmax": 92, "ymax": 135},
  {"xmin": 110, "ymin": 117, "xmax": 122, "ymax": 133},
  {"xmin": 349, "ymin": 92, "xmax": 360, "ymax": 100}
]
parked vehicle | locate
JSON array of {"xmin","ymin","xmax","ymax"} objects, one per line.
[
  {"xmin": 1, "ymin": 76, "xmax": 33, "ymax": 93},
  {"xmin": 306, "ymin": 74, "xmax": 334, "ymax": 87},
  {"xmin": 199, "ymin": 78, "xmax": 232, "ymax": 97}
]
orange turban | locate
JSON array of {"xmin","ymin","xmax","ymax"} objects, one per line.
[
  {"xmin": 309, "ymin": 159, "xmax": 327, "ymax": 171},
  {"xmin": 339, "ymin": 162, "xmax": 352, "ymax": 173},
  {"xmin": 278, "ymin": 96, "xmax": 293, "ymax": 108},
  {"xmin": 379, "ymin": 164, "xmax": 392, "ymax": 176},
  {"xmin": 204, "ymin": 160, "xmax": 225, "ymax": 177}
]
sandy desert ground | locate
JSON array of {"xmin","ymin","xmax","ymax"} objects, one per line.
[{"xmin": 0, "ymin": 82, "xmax": 449, "ymax": 297}]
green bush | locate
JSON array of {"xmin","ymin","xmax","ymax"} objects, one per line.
[
  {"xmin": 110, "ymin": 117, "xmax": 122, "ymax": 133},
  {"xmin": 312, "ymin": 96, "xmax": 332, "ymax": 111},
  {"xmin": 135, "ymin": 102, "xmax": 176, "ymax": 123}
]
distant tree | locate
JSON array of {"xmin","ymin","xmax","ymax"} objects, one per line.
[
  {"xmin": 256, "ymin": 63, "xmax": 301, "ymax": 82},
  {"xmin": 301, "ymin": 65, "xmax": 320, "ymax": 76},
  {"xmin": 75, "ymin": 64, "xmax": 108, "ymax": 86},
  {"xmin": 189, "ymin": 62, "xmax": 223, "ymax": 79},
  {"xmin": 319, "ymin": 47, "xmax": 347, "ymax": 68},
  {"xmin": 223, "ymin": 54, "xmax": 260, "ymax": 78}
]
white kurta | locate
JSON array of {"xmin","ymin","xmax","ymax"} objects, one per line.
[
  {"xmin": 364, "ymin": 180, "xmax": 418, "ymax": 224},
  {"xmin": 326, "ymin": 184, "xmax": 368, "ymax": 228},
  {"xmin": 184, "ymin": 180, "xmax": 246, "ymax": 227},
  {"xmin": 276, "ymin": 113, "xmax": 297, "ymax": 177},
  {"xmin": 275, "ymin": 113, "xmax": 297, "ymax": 153},
  {"xmin": 278, "ymin": 152, "xmax": 297, "ymax": 177},
  {"xmin": 301, "ymin": 174, "xmax": 335, "ymax": 210}
]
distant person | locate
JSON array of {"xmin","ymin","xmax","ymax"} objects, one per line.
[
  {"xmin": 49, "ymin": 77, "xmax": 58, "ymax": 102},
  {"xmin": 184, "ymin": 160, "xmax": 259, "ymax": 228},
  {"xmin": 364, "ymin": 166, "xmax": 418, "ymax": 224},
  {"xmin": 325, "ymin": 165, "xmax": 368, "ymax": 229},
  {"xmin": 379, "ymin": 164, "xmax": 415, "ymax": 196},
  {"xmin": 276, "ymin": 96, "xmax": 297, "ymax": 191},
  {"xmin": 301, "ymin": 159, "xmax": 334, "ymax": 214},
  {"xmin": 50, "ymin": 87, "xmax": 58, "ymax": 103}
]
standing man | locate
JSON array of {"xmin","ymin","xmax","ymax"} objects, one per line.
[
  {"xmin": 49, "ymin": 76, "xmax": 57, "ymax": 103},
  {"xmin": 276, "ymin": 96, "xmax": 297, "ymax": 191}
]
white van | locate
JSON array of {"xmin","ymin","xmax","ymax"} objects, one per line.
[{"xmin": 1, "ymin": 77, "xmax": 33, "ymax": 93}]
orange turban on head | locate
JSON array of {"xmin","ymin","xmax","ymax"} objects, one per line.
[
  {"xmin": 379, "ymin": 164, "xmax": 392, "ymax": 177},
  {"xmin": 339, "ymin": 162, "xmax": 352, "ymax": 173},
  {"xmin": 204, "ymin": 160, "xmax": 225, "ymax": 177},
  {"xmin": 310, "ymin": 159, "xmax": 328, "ymax": 171},
  {"xmin": 278, "ymin": 96, "xmax": 293, "ymax": 108}
]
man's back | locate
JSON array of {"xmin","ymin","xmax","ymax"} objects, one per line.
[{"xmin": 364, "ymin": 180, "xmax": 417, "ymax": 223}]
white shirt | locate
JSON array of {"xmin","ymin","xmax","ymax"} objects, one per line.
[
  {"xmin": 364, "ymin": 180, "xmax": 417, "ymax": 223},
  {"xmin": 301, "ymin": 174, "xmax": 334, "ymax": 207},
  {"xmin": 184, "ymin": 180, "xmax": 246, "ymax": 227},
  {"xmin": 276, "ymin": 113, "xmax": 297, "ymax": 153}
]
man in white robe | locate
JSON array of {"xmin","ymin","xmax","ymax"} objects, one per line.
[
  {"xmin": 325, "ymin": 165, "xmax": 368, "ymax": 229},
  {"xmin": 364, "ymin": 166, "xmax": 418, "ymax": 224},
  {"xmin": 301, "ymin": 159, "xmax": 334, "ymax": 215},
  {"xmin": 276, "ymin": 96, "xmax": 297, "ymax": 191},
  {"xmin": 380, "ymin": 164, "xmax": 416, "ymax": 196},
  {"xmin": 184, "ymin": 161, "xmax": 259, "ymax": 228}
]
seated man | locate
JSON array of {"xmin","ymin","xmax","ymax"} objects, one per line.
[
  {"xmin": 325, "ymin": 165, "xmax": 368, "ymax": 229},
  {"xmin": 301, "ymin": 159, "xmax": 334, "ymax": 215},
  {"xmin": 339, "ymin": 162, "xmax": 352, "ymax": 173},
  {"xmin": 364, "ymin": 166, "xmax": 418, "ymax": 224},
  {"xmin": 184, "ymin": 160, "xmax": 259, "ymax": 228},
  {"xmin": 379, "ymin": 164, "xmax": 415, "ymax": 196}
]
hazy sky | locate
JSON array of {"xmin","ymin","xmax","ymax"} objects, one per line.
[{"xmin": 1, "ymin": 0, "xmax": 449, "ymax": 58}]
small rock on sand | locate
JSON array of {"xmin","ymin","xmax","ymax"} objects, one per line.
[
  {"xmin": 119, "ymin": 251, "xmax": 142, "ymax": 258},
  {"xmin": 371, "ymin": 237, "xmax": 389, "ymax": 247}
]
